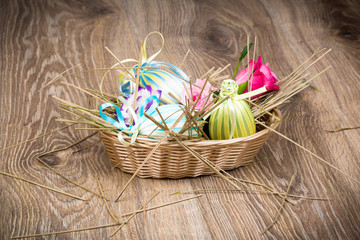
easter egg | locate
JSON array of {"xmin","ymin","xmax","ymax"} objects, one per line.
[
  {"xmin": 123, "ymin": 61, "xmax": 189, "ymax": 105},
  {"xmin": 209, "ymin": 79, "xmax": 256, "ymax": 140},
  {"xmin": 139, "ymin": 104, "xmax": 198, "ymax": 138},
  {"xmin": 209, "ymin": 99, "xmax": 256, "ymax": 140}
]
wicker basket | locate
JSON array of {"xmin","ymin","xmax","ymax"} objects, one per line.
[{"xmin": 99, "ymin": 109, "xmax": 281, "ymax": 179}]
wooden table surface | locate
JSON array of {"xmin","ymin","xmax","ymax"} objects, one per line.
[{"xmin": 1, "ymin": 0, "xmax": 359, "ymax": 239}]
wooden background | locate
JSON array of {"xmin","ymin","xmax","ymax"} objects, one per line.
[{"xmin": 1, "ymin": 0, "xmax": 359, "ymax": 239}]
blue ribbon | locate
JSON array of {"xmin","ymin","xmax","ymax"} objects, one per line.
[
  {"xmin": 99, "ymin": 102, "xmax": 128, "ymax": 130},
  {"xmin": 138, "ymin": 95, "xmax": 159, "ymax": 124},
  {"xmin": 99, "ymin": 95, "xmax": 160, "ymax": 146}
]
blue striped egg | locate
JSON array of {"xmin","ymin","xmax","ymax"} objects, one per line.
[
  {"xmin": 124, "ymin": 61, "xmax": 189, "ymax": 104},
  {"xmin": 139, "ymin": 104, "xmax": 198, "ymax": 138}
]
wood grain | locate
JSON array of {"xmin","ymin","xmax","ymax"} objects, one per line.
[{"xmin": 1, "ymin": 0, "xmax": 359, "ymax": 239}]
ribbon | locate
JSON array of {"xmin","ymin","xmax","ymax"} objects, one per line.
[
  {"xmin": 99, "ymin": 95, "xmax": 160, "ymax": 146},
  {"xmin": 100, "ymin": 32, "xmax": 164, "ymax": 97},
  {"xmin": 141, "ymin": 31, "xmax": 165, "ymax": 64},
  {"xmin": 119, "ymin": 31, "xmax": 165, "ymax": 97}
]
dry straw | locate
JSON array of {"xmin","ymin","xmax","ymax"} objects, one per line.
[
  {"xmin": 111, "ymin": 191, "xmax": 160, "ymax": 236},
  {"xmin": 0, "ymin": 171, "xmax": 85, "ymax": 201},
  {"xmin": 0, "ymin": 124, "xmax": 74, "ymax": 153},
  {"xmin": 172, "ymin": 188, "xmax": 327, "ymax": 201},
  {"xmin": 95, "ymin": 175, "xmax": 119, "ymax": 223},
  {"xmin": 11, "ymin": 194, "xmax": 203, "ymax": 239},
  {"xmin": 36, "ymin": 132, "xmax": 108, "ymax": 199},
  {"xmin": 260, "ymin": 175, "xmax": 295, "ymax": 235}
]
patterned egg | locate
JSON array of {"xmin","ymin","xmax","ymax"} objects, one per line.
[
  {"xmin": 209, "ymin": 99, "xmax": 256, "ymax": 140},
  {"xmin": 123, "ymin": 61, "xmax": 189, "ymax": 104},
  {"xmin": 209, "ymin": 79, "xmax": 256, "ymax": 140},
  {"xmin": 139, "ymin": 104, "xmax": 198, "ymax": 138}
]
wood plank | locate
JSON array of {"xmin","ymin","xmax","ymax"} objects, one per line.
[{"xmin": 1, "ymin": 0, "xmax": 359, "ymax": 239}]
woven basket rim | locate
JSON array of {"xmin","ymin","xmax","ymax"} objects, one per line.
[{"xmin": 104, "ymin": 108, "xmax": 281, "ymax": 146}]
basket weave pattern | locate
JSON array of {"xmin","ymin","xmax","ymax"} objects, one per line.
[{"xmin": 100, "ymin": 109, "xmax": 281, "ymax": 179}]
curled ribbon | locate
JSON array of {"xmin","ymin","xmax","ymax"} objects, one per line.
[
  {"xmin": 100, "ymin": 31, "xmax": 164, "ymax": 97},
  {"xmin": 99, "ymin": 95, "xmax": 160, "ymax": 146},
  {"xmin": 119, "ymin": 31, "xmax": 165, "ymax": 97},
  {"xmin": 141, "ymin": 31, "xmax": 165, "ymax": 64}
]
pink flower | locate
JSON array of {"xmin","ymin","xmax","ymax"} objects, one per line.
[
  {"xmin": 235, "ymin": 56, "xmax": 279, "ymax": 99},
  {"xmin": 181, "ymin": 79, "xmax": 216, "ymax": 111}
]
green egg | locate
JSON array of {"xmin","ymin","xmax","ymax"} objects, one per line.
[{"xmin": 209, "ymin": 79, "xmax": 256, "ymax": 140}]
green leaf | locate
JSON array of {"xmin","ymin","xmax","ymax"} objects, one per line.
[
  {"xmin": 237, "ymin": 80, "xmax": 248, "ymax": 94},
  {"xmin": 232, "ymin": 43, "xmax": 253, "ymax": 80},
  {"xmin": 212, "ymin": 90, "xmax": 220, "ymax": 103}
]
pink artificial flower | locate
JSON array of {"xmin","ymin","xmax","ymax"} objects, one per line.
[
  {"xmin": 235, "ymin": 56, "xmax": 279, "ymax": 99},
  {"xmin": 181, "ymin": 79, "xmax": 216, "ymax": 111}
]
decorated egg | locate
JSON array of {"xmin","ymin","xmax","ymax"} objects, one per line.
[
  {"xmin": 209, "ymin": 79, "xmax": 256, "ymax": 140},
  {"xmin": 121, "ymin": 61, "xmax": 189, "ymax": 105},
  {"xmin": 139, "ymin": 104, "xmax": 198, "ymax": 138}
]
